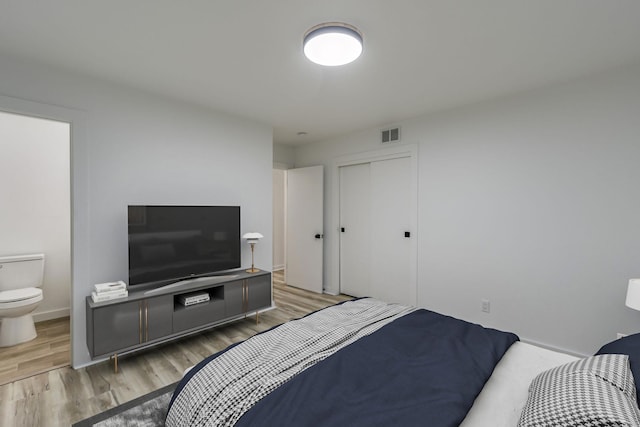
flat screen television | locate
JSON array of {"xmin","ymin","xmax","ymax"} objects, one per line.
[{"xmin": 128, "ymin": 205, "xmax": 241, "ymax": 288}]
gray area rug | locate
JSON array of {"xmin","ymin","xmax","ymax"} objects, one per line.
[{"xmin": 73, "ymin": 382, "xmax": 177, "ymax": 427}]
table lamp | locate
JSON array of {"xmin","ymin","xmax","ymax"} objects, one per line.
[
  {"xmin": 626, "ymin": 279, "xmax": 640, "ymax": 311},
  {"xmin": 242, "ymin": 232, "xmax": 263, "ymax": 273}
]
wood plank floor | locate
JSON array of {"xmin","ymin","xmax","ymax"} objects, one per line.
[
  {"xmin": 0, "ymin": 271, "xmax": 352, "ymax": 427},
  {"xmin": 0, "ymin": 317, "xmax": 70, "ymax": 386}
]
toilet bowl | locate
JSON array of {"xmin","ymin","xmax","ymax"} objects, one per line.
[{"xmin": 0, "ymin": 254, "xmax": 45, "ymax": 347}]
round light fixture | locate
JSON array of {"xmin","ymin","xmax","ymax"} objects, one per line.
[{"xmin": 303, "ymin": 22, "xmax": 363, "ymax": 66}]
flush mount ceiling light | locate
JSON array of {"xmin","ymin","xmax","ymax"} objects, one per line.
[{"xmin": 303, "ymin": 22, "xmax": 363, "ymax": 66}]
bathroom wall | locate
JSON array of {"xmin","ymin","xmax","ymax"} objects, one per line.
[{"xmin": 0, "ymin": 111, "xmax": 71, "ymax": 321}]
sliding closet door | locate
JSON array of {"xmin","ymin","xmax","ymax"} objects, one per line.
[
  {"xmin": 339, "ymin": 163, "xmax": 371, "ymax": 298},
  {"xmin": 339, "ymin": 156, "xmax": 415, "ymax": 306},
  {"xmin": 370, "ymin": 157, "xmax": 414, "ymax": 306}
]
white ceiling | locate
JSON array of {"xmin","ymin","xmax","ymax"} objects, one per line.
[{"xmin": 1, "ymin": 1, "xmax": 640, "ymax": 145}]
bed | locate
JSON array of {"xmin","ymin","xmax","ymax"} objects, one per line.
[{"xmin": 165, "ymin": 298, "xmax": 640, "ymax": 427}]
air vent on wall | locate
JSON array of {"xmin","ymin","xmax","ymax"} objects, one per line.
[{"xmin": 381, "ymin": 127, "xmax": 400, "ymax": 144}]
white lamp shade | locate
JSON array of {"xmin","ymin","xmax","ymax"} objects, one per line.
[
  {"xmin": 242, "ymin": 232, "xmax": 263, "ymax": 243},
  {"xmin": 303, "ymin": 23, "xmax": 363, "ymax": 66},
  {"xmin": 625, "ymin": 279, "xmax": 640, "ymax": 311}
]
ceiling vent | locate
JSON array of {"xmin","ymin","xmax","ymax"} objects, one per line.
[{"xmin": 381, "ymin": 127, "xmax": 400, "ymax": 144}]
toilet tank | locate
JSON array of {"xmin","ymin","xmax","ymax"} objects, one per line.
[{"xmin": 0, "ymin": 254, "xmax": 45, "ymax": 292}]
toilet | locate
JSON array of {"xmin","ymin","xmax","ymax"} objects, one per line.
[{"xmin": 0, "ymin": 254, "xmax": 45, "ymax": 347}]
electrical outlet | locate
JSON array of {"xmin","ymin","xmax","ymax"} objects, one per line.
[
  {"xmin": 481, "ymin": 299, "xmax": 490, "ymax": 313},
  {"xmin": 617, "ymin": 333, "xmax": 628, "ymax": 340}
]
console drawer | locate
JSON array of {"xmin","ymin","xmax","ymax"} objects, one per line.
[{"xmin": 173, "ymin": 298, "xmax": 225, "ymax": 333}]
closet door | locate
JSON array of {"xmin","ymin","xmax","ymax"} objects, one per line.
[
  {"xmin": 338, "ymin": 156, "xmax": 415, "ymax": 306},
  {"xmin": 370, "ymin": 157, "xmax": 414, "ymax": 306},
  {"xmin": 339, "ymin": 163, "xmax": 371, "ymax": 298}
]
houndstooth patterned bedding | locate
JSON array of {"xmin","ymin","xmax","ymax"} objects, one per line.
[
  {"xmin": 165, "ymin": 298, "xmax": 416, "ymax": 427},
  {"xmin": 518, "ymin": 354, "xmax": 640, "ymax": 426}
]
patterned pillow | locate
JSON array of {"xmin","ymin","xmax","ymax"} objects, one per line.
[
  {"xmin": 596, "ymin": 333, "xmax": 640, "ymax": 406},
  {"xmin": 518, "ymin": 354, "xmax": 640, "ymax": 427}
]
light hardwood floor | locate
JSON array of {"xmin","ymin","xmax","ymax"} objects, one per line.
[
  {"xmin": 0, "ymin": 317, "xmax": 71, "ymax": 386},
  {"xmin": 0, "ymin": 271, "xmax": 351, "ymax": 427}
]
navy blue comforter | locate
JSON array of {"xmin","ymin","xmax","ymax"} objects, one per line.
[{"xmin": 171, "ymin": 308, "xmax": 518, "ymax": 427}]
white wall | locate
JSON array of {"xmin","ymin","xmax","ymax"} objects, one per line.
[
  {"xmin": 0, "ymin": 111, "xmax": 70, "ymax": 321},
  {"xmin": 272, "ymin": 170, "xmax": 286, "ymax": 270},
  {"xmin": 295, "ymin": 62, "xmax": 640, "ymax": 356},
  {"xmin": 272, "ymin": 143, "xmax": 293, "ymax": 272},
  {"xmin": 273, "ymin": 143, "xmax": 295, "ymax": 168},
  {"xmin": 0, "ymin": 53, "xmax": 273, "ymax": 367}
]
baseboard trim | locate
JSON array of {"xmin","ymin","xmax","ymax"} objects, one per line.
[{"xmin": 33, "ymin": 307, "xmax": 70, "ymax": 323}]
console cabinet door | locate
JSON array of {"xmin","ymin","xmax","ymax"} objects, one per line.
[
  {"xmin": 90, "ymin": 296, "xmax": 172, "ymax": 357},
  {"xmin": 92, "ymin": 300, "xmax": 142, "ymax": 357},
  {"xmin": 247, "ymin": 275, "xmax": 271, "ymax": 312},
  {"xmin": 145, "ymin": 295, "xmax": 173, "ymax": 341},
  {"xmin": 225, "ymin": 280, "xmax": 244, "ymax": 317}
]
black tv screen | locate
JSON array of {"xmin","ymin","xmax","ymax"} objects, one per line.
[{"xmin": 128, "ymin": 205, "xmax": 241, "ymax": 287}]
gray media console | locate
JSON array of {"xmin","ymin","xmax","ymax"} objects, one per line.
[{"xmin": 86, "ymin": 270, "xmax": 272, "ymax": 362}]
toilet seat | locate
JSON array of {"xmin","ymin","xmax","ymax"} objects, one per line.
[{"xmin": 0, "ymin": 287, "xmax": 43, "ymax": 304}]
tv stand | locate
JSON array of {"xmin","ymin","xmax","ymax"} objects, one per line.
[{"xmin": 86, "ymin": 269, "xmax": 272, "ymax": 369}]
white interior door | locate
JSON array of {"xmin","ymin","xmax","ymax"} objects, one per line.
[
  {"xmin": 339, "ymin": 163, "xmax": 371, "ymax": 297},
  {"xmin": 286, "ymin": 165, "xmax": 324, "ymax": 293},
  {"xmin": 370, "ymin": 157, "xmax": 414, "ymax": 306}
]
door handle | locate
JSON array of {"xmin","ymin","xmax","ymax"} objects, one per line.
[
  {"xmin": 341, "ymin": 227, "xmax": 345, "ymax": 232},
  {"xmin": 315, "ymin": 234, "xmax": 324, "ymax": 239}
]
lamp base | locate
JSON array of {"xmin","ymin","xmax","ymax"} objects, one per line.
[{"xmin": 246, "ymin": 268, "xmax": 260, "ymax": 273}]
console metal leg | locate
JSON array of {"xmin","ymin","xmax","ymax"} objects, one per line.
[{"xmin": 111, "ymin": 353, "xmax": 118, "ymax": 373}]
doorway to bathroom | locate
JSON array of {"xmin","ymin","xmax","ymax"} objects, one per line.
[{"xmin": 0, "ymin": 110, "xmax": 71, "ymax": 385}]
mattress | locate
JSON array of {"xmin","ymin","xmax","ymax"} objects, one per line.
[{"xmin": 460, "ymin": 341, "xmax": 579, "ymax": 426}]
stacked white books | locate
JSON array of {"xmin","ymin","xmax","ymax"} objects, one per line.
[{"xmin": 91, "ymin": 280, "xmax": 128, "ymax": 303}]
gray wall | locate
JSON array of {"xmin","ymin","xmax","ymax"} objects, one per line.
[
  {"xmin": 273, "ymin": 143, "xmax": 295, "ymax": 167},
  {"xmin": 295, "ymin": 62, "xmax": 640, "ymax": 356},
  {"xmin": 0, "ymin": 53, "xmax": 273, "ymax": 367}
]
